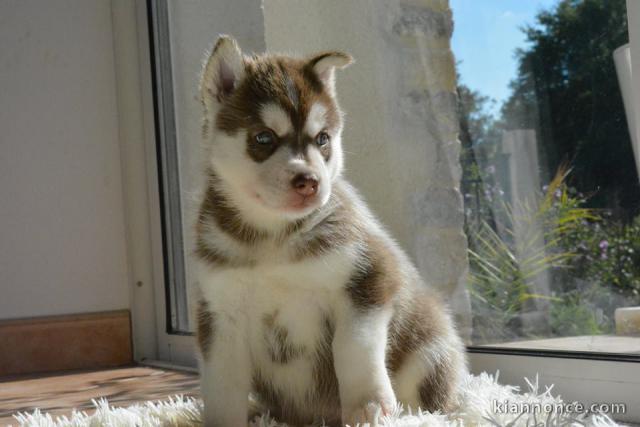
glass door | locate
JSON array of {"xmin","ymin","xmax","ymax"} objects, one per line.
[{"xmin": 452, "ymin": 0, "xmax": 640, "ymax": 359}]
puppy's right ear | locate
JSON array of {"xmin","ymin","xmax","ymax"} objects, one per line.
[{"xmin": 200, "ymin": 35, "xmax": 244, "ymax": 108}]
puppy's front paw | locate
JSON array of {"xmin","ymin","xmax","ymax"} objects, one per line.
[{"xmin": 342, "ymin": 395, "xmax": 396, "ymax": 426}]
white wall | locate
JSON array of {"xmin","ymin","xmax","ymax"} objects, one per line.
[{"xmin": 0, "ymin": 0, "xmax": 130, "ymax": 319}]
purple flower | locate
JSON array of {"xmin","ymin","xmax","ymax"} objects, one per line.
[{"xmin": 599, "ymin": 240, "xmax": 609, "ymax": 250}]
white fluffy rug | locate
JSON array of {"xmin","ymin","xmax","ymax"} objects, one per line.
[{"xmin": 12, "ymin": 372, "xmax": 624, "ymax": 427}]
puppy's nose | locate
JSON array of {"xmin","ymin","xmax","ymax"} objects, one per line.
[{"xmin": 291, "ymin": 173, "xmax": 319, "ymax": 197}]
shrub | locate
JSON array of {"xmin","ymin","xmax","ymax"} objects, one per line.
[{"xmin": 467, "ymin": 165, "xmax": 640, "ymax": 343}]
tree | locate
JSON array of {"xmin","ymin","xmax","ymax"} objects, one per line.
[
  {"xmin": 501, "ymin": 0, "xmax": 639, "ymax": 220},
  {"xmin": 457, "ymin": 82, "xmax": 500, "ymax": 229}
]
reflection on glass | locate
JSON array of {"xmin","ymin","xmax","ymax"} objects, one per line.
[{"xmin": 453, "ymin": 0, "xmax": 640, "ymax": 351}]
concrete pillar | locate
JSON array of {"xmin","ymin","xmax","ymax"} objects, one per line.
[
  {"xmin": 264, "ymin": 0, "xmax": 472, "ymax": 340},
  {"xmin": 502, "ymin": 129, "xmax": 550, "ymax": 335}
]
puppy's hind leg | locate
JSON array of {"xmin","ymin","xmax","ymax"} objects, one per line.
[{"xmin": 392, "ymin": 337, "xmax": 466, "ymax": 413}]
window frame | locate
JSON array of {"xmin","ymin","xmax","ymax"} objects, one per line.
[
  {"xmin": 145, "ymin": 0, "xmax": 190, "ymax": 335},
  {"xmin": 468, "ymin": 2, "xmax": 640, "ymax": 419},
  {"xmin": 124, "ymin": 0, "xmax": 640, "ymax": 420}
]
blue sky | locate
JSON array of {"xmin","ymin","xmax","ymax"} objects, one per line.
[{"xmin": 450, "ymin": 0, "xmax": 559, "ymax": 115}]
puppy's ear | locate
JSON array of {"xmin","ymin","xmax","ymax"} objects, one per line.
[
  {"xmin": 200, "ymin": 35, "xmax": 245, "ymax": 108},
  {"xmin": 306, "ymin": 51, "xmax": 353, "ymax": 92}
]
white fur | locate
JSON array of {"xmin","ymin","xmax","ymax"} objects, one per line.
[
  {"xmin": 200, "ymin": 314, "xmax": 251, "ymax": 427},
  {"xmin": 328, "ymin": 133, "xmax": 344, "ymax": 180},
  {"xmin": 200, "ymin": 36, "xmax": 244, "ymax": 111},
  {"xmin": 196, "ymin": 247, "xmax": 359, "ymax": 423},
  {"xmin": 311, "ymin": 54, "xmax": 352, "ymax": 96},
  {"xmin": 207, "ymin": 124, "xmax": 335, "ymax": 229},
  {"xmin": 304, "ymin": 102, "xmax": 327, "ymax": 137},
  {"xmin": 333, "ymin": 306, "xmax": 397, "ymax": 425},
  {"xmin": 194, "ymin": 188, "xmax": 440, "ymax": 425},
  {"xmin": 260, "ymin": 103, "xmax": 293, "ymax": 137}
]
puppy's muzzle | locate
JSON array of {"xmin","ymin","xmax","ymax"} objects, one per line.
[{"xmin": 291, "ymin": 173, "xmax": 319, "ymax": 197}]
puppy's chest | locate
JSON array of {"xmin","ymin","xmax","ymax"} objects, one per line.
[
  {"xmin": 251, "ymin": 290, "xmax": 331, "ymax": 365},
  {"xmin": 199, "ymin": 245, "xmax": 354, "ymax": 306},
  {"xmin": 247, "ymin": 287, "xmax": 336, "ymax": 411},
  {"xmin": 198, "ymin": 253, "xmax": 352, "ymax": 348},
  {"xmin": 220, "ymin": 272, "xmax": 335, "ymax": 375}
]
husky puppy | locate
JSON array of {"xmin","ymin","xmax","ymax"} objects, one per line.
[{"xmin": 194, "ymin": 35, "xmax": 467, "ymax": 426}]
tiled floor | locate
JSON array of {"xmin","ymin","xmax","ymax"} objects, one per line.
[{"xmin": 0, "ymin": 366, "xmax": 200, "ymax": 426}]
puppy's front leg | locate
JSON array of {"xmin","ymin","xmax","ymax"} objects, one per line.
[
  {"xmin": 199, "ymin": 312, "xmax": 251, "ymax": 427},
  {"xmin": 332, "ymin": 306, "xmax": 396, "ymax": 426}
]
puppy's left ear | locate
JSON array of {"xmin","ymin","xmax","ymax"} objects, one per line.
[
  {"xmin": 200, "ymin": 35, "xmax": 245, "ymax": 109},
  {"xmin": 306, "ymin": 51, "xmax": 353, "ymax": 91}
]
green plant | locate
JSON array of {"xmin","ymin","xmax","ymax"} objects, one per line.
[
  {"xmin": 550, "ymin": 291, "xmax": 604, "ymax": 336},
  {"xmin": 468, "ymin": 166, "xmax": 597, "ymax": 343},
  {"xmin": 561, "ymin": 216, "xmax": 640, "ymax": 296}
]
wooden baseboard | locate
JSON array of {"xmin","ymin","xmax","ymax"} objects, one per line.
[{"xmin": 0, "ymin": 310, "xmax": 133, "ymax": 377}]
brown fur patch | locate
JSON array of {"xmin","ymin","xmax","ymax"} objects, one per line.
[
  {"xmin": 262, "ymin": 312, "xmax": 306, "ymax": 364},
  {"xmin": 195, "ymin": 171, "xmax": 309, "ymax": 261},
  {"xmin": 196, "ymin": 172, "xmax": 268, "ymax": 246},
  {"xmin": 193, "ymin": 235, "xmax": 230, "ymax": 266},
  {"xmin": 294, "ymin": 221, "xmax": 345, "ymax": 260},
  {"xmin": 418, "ymin": 357, "xmax": 456, "ymax": 412},
  {"xmin": 252, "ymin": 371, "xmax": 308, "ymax": 425},
  {"xmin": 386, "ymin": 292, "xmax": 447, "ymax": 373},
  {"xmin": 386, "ymin": 291, "xmax": 457, "ymax": 411},
  {"xmin": 311, "ymin": 315, "xmax": 341, "ymax": 424},
  {"xmin": 346, "ymin": 236, "xmax": 401, "ymax": 310},
  {"xmin": 289, "ymin": 184, "xmax": 361, "ymax": 262},
  {"xmin": 246, "ymin": 129, "xmax": 280, "ymax": 163},
  {"xmin": 196, "ymin": 299, "xmax": 216, "ymax": 358},
  {"xmin": 312, "ymin": 315, "xmax": 339, "ymax": 397},
  {"xmin": 252, "ymin": 315, "xmax": 340, "ymax": 426}
]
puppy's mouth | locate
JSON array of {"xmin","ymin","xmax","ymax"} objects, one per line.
[
  {"xmin": 285, "ymin": 192, "xmax": 320, "ymax": 211},
  {"xmin": 249, "ymin": 189, "xmax": 322, "ymax": 214}
]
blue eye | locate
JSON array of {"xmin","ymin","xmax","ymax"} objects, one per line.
[
  {"xmin": 255, "ymin": 131, "xmax": 275, "ymax": 145},
  {"xmin": 316, "ymin": 132, "xmax": 330, "ymax": 146}
]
